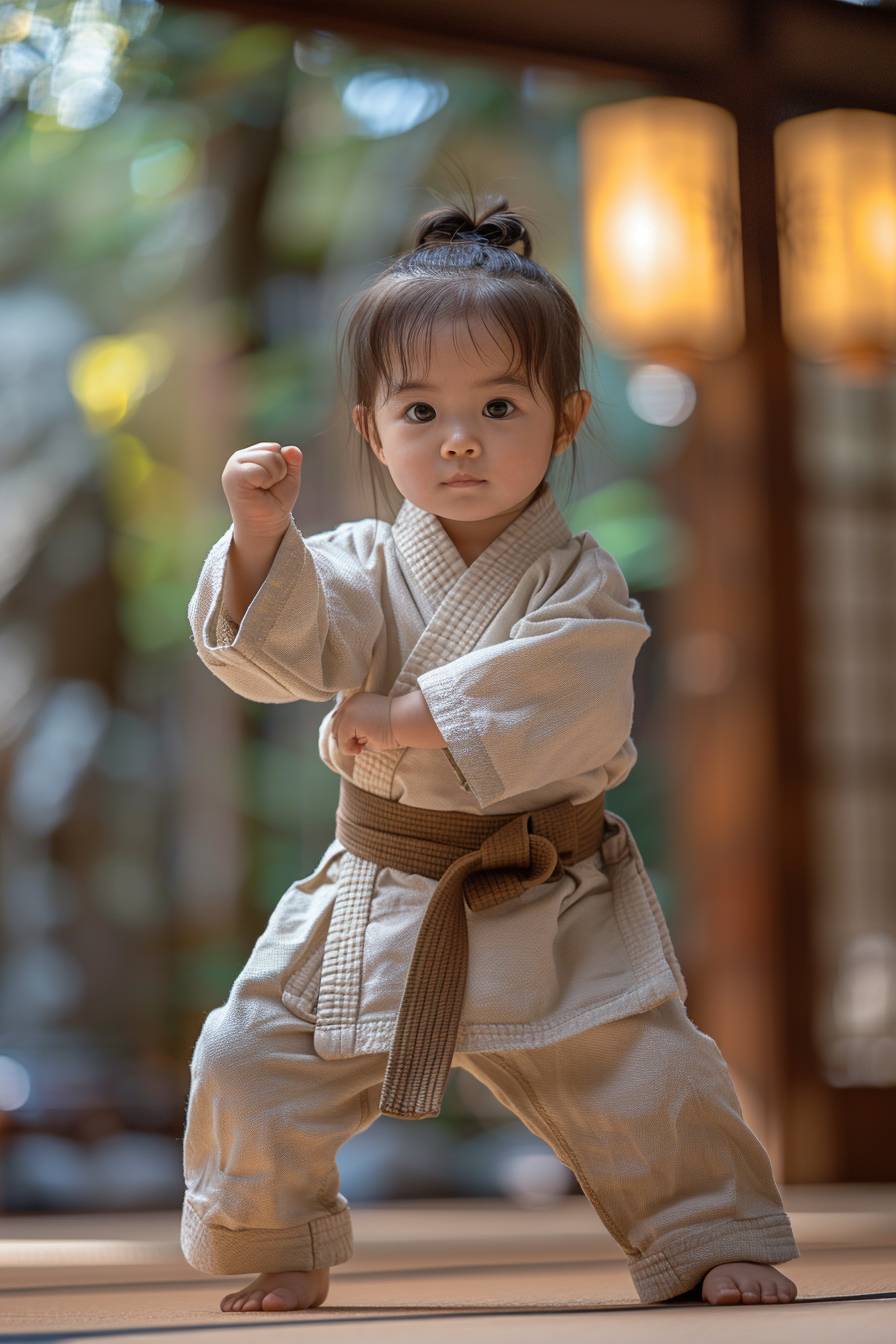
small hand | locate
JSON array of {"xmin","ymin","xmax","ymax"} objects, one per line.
[
  {"xmin": 330, "ymin": 692, "xmax": 398, "ymax": 755},
  {"xmin": 221, "ymin": 442, "xmax": 303, "ymax": 538}
]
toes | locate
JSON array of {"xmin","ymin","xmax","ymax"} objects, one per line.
[
  {"xmin": 701, "ymin": 1265, "xmax": 798, "ymax": 1307},
  {"xmin": 222, "ymin": 1284, "xmax": 259, "ymax": 1311},
  {"xmin": 220, "ymin": 1275, "xmax": 328, "ymax": 1313},
  {"xmin": 239, "ymin": 1295, "xmax": 264, "ymax": 1311},
  {"xmin": 705, "ymin": 1276, "xmax": 741, "ymax": 1304}
]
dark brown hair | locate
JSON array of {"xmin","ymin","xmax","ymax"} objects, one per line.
[{"xmin": 336, "ymin": 189, "xmax": 596, "ymax": 520}]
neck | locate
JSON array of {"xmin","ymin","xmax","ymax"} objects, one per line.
[{"xmin": 435, "ymin": 481, "xmax": 545, "ymax": 563}]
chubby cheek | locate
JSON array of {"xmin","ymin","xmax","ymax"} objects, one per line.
[
  {"xmin": 384, "ymin": 444, "xmax": 430, "ymax": 479},
  {"xmin": 383, "ymin": 436, "xmax": 437, "ymax": 479}
]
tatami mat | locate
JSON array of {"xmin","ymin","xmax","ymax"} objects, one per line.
[{"xmin": 1, "ymin": 1188, "xmax": 894, "ymax": 1342}]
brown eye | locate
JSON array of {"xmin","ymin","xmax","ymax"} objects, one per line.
[
  {"xmin": 405, "ymin": 402, "xmax": 435, "ymax": 423},
  {"xmin": 484, "ymin": 399, "xmax": 514, "ymax": 418}
]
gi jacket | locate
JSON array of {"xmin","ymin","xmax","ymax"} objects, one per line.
[{"xmin": 187, "ymin": 480, "xmax": 687, "ymax": 1058}]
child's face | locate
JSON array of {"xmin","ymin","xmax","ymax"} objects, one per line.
[{"xmin": 352, "ymin": 318, "xmax": 589, "ymax": 523}]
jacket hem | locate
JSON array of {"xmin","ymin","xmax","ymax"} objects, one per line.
[{"xmin": 312, "ymin": 969, "xmax": 683, "ymax": 1059}]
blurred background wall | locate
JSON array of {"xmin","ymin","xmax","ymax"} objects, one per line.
[{"xmin": 1, "ymin": 0, "xmax": 894, "ymax": 1214}]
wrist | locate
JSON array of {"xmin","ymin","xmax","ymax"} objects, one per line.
[
  {"xmin": 224, "ymin": 522, "xmax": 291, "ymax": 626},
  {"xmin": 389, "ymin": 689, "xmax": 447, "ymax": 750},
  {"xmin": 232, "ymin": 518, "xmax": 291, "ymax": 551}
]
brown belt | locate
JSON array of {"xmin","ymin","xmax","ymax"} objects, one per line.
[{"xmin": 334, "ymin": 776, "xmax": 606, "ymax": 1120}]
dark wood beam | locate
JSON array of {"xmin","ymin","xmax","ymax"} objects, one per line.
[{"xmin": 181, "ymin": 0, "xmax": 896, "ymax": 111}]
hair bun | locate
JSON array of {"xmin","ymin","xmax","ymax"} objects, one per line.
[{"xmin": 413, "ymin": 196, "xmax": 531, "ymax": 257}]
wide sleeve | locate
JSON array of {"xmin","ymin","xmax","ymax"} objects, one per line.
[
  {"xmin": 186, "ymin": 514, "xmax": 385, "ymax": 703},
  {"xmin": 416, "ymin": 544, "xmax": 651, "ymax": 808}
]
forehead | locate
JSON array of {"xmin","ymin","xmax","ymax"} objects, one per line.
[{"xmin": 382, "ymin": 317, "xmax": 525, "ymax": 395}]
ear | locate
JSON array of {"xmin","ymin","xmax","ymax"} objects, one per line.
[
  {"xmin": 352, "ymin": 403, "xmax": 368, "ymax": 443},
  {"xmin": 553, "ymin": 389, "xmax": 592, "ymax": 454},
  {"xmin": 353, "ymin": 404, "xmax": 383, "ymax": 460}
]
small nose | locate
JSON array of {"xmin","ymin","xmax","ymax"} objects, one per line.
[{"xmin": 440, "ymin": 430, "xmax": 482, "ymax": 458}]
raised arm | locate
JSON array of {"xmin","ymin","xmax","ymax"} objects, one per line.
[
  {"xmin": 188, "ymin": 441, "xmax": 385, "ymax": 703},
  {"xmin": 187, "ymin": 515, "xmax": 385, "ymax": 704}
]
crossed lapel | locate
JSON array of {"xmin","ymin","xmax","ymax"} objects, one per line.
[
  {"xmin": 352, "ymin": 480, "xmax": 572, "ymax": 798},
  {"xmin": 389, "ymin": 479, "xmax": 572, "ymax": 693}
]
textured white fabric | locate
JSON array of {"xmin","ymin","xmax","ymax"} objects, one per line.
[
  {"xmin": 181, "ymin": 994, "xmax": 799, "ymax": 1297},
  {"xmin": 186, "ymin": 481, "xmax": 686, "ymax": 1054},
  {"xmin": 182, "ymin": 480, "xmax": 799, "ymax": 1295}
]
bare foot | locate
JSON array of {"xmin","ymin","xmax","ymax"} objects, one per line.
[
  {"xmin": 700, "ymin": 1261, "xmax": 797, "ymax": 1305},
  {"xmin": 220, "ymin": 1266, "xmax": 330, "ymax": 1312}
]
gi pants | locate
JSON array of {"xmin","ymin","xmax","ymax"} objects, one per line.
[{"xmin": 180, "ymin": 963, "xmax": 799, "ymax": 1304}]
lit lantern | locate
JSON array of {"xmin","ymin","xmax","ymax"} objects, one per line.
[
  {"xmin": 774, "ymin": 109, "xmax": 896, "ymax": 376},
  {"xmin": 579, "ymin": 97, "xmax": 745, "ymax": 369}
]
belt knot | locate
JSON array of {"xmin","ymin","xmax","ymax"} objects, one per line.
[{"xmin": 461, "ymin": 803, "xmax": 577, "ymax": 911}]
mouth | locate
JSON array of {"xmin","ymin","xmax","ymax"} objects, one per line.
[{"xmin": 443, "ymin": 477, "xmax": 486, "ymax": 486}]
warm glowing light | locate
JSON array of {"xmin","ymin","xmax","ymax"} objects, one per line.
[
  {"xmin": 775, "ymin": 108, "xmax": 896, "ymax": 374},
  {"xmin": 579, "ymin": 97, "xmax": 745, "ymax": 364}
]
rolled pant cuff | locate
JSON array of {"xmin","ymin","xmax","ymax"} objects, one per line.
[
  {"xmin": 180, "ymin": 1197, "xmax": 354, "ymax": 1275},
  {"xmin": 628, "ymin": 1212, "xmax": 800, "ymax": 1304}
]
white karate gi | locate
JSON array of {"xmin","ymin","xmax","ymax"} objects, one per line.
[{"xmin": 180, "ymin": 480, "xmax": 799, "ymax": 1301}]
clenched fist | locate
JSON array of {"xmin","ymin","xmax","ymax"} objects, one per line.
[
  {"xmin": 221, "ymin": 442, "xmax": 303, "ymax": 538},
  {"xmin": 330, "ymin": 692, "xmax": 399, "ymax": 756}
]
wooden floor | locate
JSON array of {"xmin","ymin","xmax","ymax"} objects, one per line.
[{"xmin": 1, "ymin": 1186, "xmax": 894, "ymax": 1342}]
